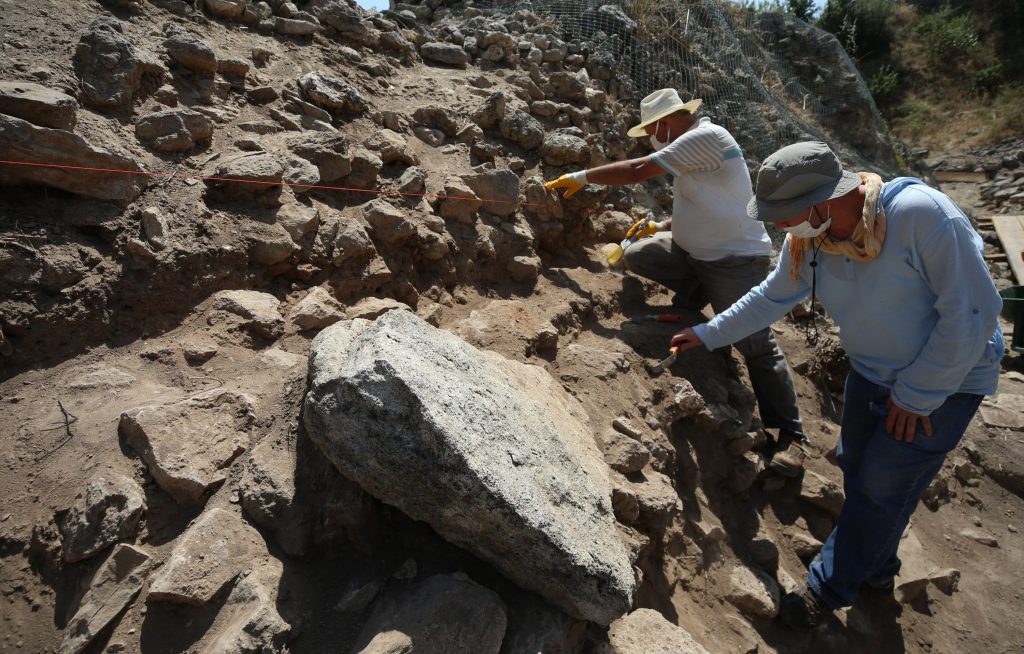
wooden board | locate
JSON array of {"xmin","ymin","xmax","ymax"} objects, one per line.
[{"xmin": 993, "ymin": 215, "xmax": 1024, "ymax": 284}]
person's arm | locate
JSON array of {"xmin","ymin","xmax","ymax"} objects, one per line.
[
  {"xmin": 544, "ymin": 157, "xmax": 665, "ymax": 197},
  {"xmin": 674, "ymin": 245, "xmax": 811, "ymax": 350},
  {"xmin": 889, "ymin": 207, "xmax": 1002, "ymax": 417}
]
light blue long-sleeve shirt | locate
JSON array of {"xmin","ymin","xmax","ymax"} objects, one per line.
[{"xmin": 693, "ymin": 177, "xmax": 1004, "ymax": 415}]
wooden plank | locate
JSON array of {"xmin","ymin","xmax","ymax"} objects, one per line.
[{"xmin": 993, "ymin": 215, "xmax": 1024, "ymax": 284}]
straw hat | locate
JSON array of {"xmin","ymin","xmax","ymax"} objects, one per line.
[{"xmin": 626, "ymin": 88, "xmax": 703, "ymax": 137}]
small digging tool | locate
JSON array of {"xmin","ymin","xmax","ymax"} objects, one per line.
[
  {"xmin": 649, "ymin": 347, "xmax": 679, "ymax": 375},
  {"xmin": 628, "ymin": 313, "xmax": 682, "ymax": 324}
]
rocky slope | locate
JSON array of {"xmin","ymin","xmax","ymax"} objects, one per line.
[{"xmin": 1, "ymin": 0, "xmax": 1022, "ymax": 653}]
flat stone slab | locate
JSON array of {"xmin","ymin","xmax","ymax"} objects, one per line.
[
  {"xmin": 303, "ymin": 310, "xmax": 635, "ymax": 624},
  {"xmin": 120, "ymin": 390, "xmax": 255, "ymax": 504},
  {"xmin": 60, "ymin": 544, "xmax": 152, "ymax": 654},
  {"xmin": 148, "ymin": 508, "xmax": 266, "ymax": 605}
]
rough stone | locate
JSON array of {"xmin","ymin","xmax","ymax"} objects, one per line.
[
  {"xmin": 298, "ymin": 71, "xmax": 367, "ymax": 114},
  {"xmin": 602, "ymin": 430, "xmax": 651, "ymax": 474},
  {"xmin": 0, "ymin": 114, "xmax": 147, "ymax": 203},
  {"xmin": 439, "ymin": 176, "xmax": 482, "ymax": 223},
  {"xmin": 979, "ymin": 394, "xmax": 1024, "ymax": 430},
  {"xmin": 412, "ymin": 105, "xmax": 459, "ymax": 137},
  {"xmin": 135, "ymin": 109, "xmax": 213, "ymax": 153},
  {"xmin": 275, "ymin": 16, "xmax": 321, "ymax": 36},
  {"xmin": 148, "ymin": 508, "xmax": 267, "ymax": 604},
  {"xmin": 164, "ymin": 28, "xmax": 218, "ymax": 73},
  {"xmin": 205, "ymin": 153, "xmax": 284, "ymax": 202},
  {"xmin": 288, "ymin": 132, "xmax": 351, "ymax": 182},
  {"xmin": 248, "ymin": 224, "xmax": 299, "ymax": 265},
  {"xmin": 607, "ymin": 608, "xmax": 711, "ymax": 654},
  {"xmin": 282, "ymin": 155, "xmax": 321, "ymax": 192},
  {"xmin": 60, "ymin": 474, "xmax": 145, "ymax": 563},
  {"xmin": 210, "ymin": 289, "xmax": 285, "ymax": 339},
  {"xmin": 304, "ymin": 311, "xmax": 635, "ymax": 623},
  {"xmin": 421, "ymin": 41, "xmax": 470, "ymax": 68},
  {"xmin": 347, "ymin": 147, "xmax": 383, "ymax": 188},
  {"xmin": 540, "ymin": 129, "xmax": 590, "ymax": 166},
  {"xmin": 203, "ymin": 558, "xmax": 290, "ymax": 653},
  {"xmin": 204, "ymin": 0, "xmax": 249, "ymax": 19},
  {"xmin": 462, "ymin": 169, "xmax": 520, "ymax": 217},
  {"xmin": 352, "ymin": 573, "xmax": 507, "ymax": 653},
  {"xmin": 239, "ymin": 439, "xmax": 311, "ymax": 557},
  {"xmin": 290, "ymin": 286, "xmax": 345, "ymax": 331},
  {"xmin": 973, "ymin": 434, "xmax": 1024, "ymax": 498},
  {"xmin": 275, "ymin": 201, "xmax": 320, "ymax": 243},
  {"xmin": 140, "ymin": 207, "xmax": 169, "ymax": 249},
  {"xmin": 74, "ymin": 17, "xmax": 166, "ymax": 108},
  {"xmin": 59, "ymin": 545, "xmax": 152, "ymax": 654},
  {"xmin": 799, "ymin": 469, "xmax": 845, "ymax": 517},
  {"xmin": 499, "ymin": 109, "xmax": 545, "ymax": 151},
  {"xmin": 472, "ymin": 92, "xmax": 506, "ymax": 129},
  {"xmin": 362, "ymin": 129, "xmax": 417, "ymax": 165},
  {"xmin": 362, "ymin": 199, "xmax": 417, "ymax": 244},
  {"xmin": 120, "ymin": 390, "xmax": 255, "ymax": 504},
  {"xmin": 960, "ymin": 528, "xmax": 999, "ymax": 547},
  {"xmin": 344, "ymin": 297, "xmax": 410, "ymax": 320},
  {"xmin": 396, "ymin": 165, "xmax": 428, "ymax": 194},
  {"xmin": 0, "ymin": 81, "xmax": 77, "ymax": 130},
  {"xmin": 727, "ymin": 564, "xmax": 780, "ymax": 619}
]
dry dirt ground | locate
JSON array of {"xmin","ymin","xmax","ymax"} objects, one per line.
[{"xmin": 1, "ymin": 1, "xmax": 1023, "ymax": 652}]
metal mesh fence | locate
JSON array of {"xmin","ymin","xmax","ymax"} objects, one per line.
[{"xmin": 464, "ymin": 0, "xmax": 898, "ymax": 171}]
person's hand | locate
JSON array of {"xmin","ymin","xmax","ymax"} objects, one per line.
[
  {"xmin": 886, "ymin": 397, "xmax": 933, "ymax": 442},
  {"xmin": 544, "ymin": 171, "xmax": 588, "ymax": 198},
  {"xmin": 670, "ymin": 327, "xmax": 704, "ymax": 353}
]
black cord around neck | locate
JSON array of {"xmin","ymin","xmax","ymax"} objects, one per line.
[{"xmin": 807, "ymin": 234, "xmax": 828, "ymax": 344}]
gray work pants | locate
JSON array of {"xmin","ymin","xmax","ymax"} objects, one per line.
[{"xmin": 624, "ymin": 232, "xmax": 803, "ymax": 434}]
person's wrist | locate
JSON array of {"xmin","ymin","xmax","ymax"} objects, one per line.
[
  {"xmin": 657, "ymin": 219, "xmax": 671, "ymax": 231},
  {"xmin": 568, "ymin": 170, "xmax": 589, "ymax": 185}
]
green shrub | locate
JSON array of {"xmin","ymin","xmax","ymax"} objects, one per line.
[
  {"xmin": 890, "ymin": 99, "xmax": 936, "ymax": 139},
  {"xmin": 914, "ymin": 5, "xmax": 979, "ymax": 63},
  {"xmin": 984, "ymin": 83, "xmax": 1024, "ymax": 141},
  {"xmin": 970, "ymin": 62, "xmax": 1004, "ymax": 96},
  {"xmin": 817, "ymin": 0, "xmax": 897, "ymax": 60},
  {"xmin": 869, "ymin": 64, "xmax": 901, "ymax": 103}
]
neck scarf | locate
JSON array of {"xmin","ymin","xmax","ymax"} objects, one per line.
[{"xmin": 788, "ymin": 172, "xmax": 886, "ymax": 281}]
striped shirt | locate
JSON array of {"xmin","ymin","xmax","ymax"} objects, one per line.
[{"xmin": 650, "ymin": 117, "xmax": 771, "ymax": 261}]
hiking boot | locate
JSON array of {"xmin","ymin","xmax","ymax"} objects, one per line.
[
  {"xmin": 780, "ymin": 587, "xmax": 829, "ymax": 630},
  {"xmin": 768, "ymin": 431, "xmax": 807, "ymax": 478},
  {"xmin": 863, "ymin": 577, "xmax": 896, "ymax": 594}
]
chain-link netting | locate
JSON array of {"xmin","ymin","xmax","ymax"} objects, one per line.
[{"xmin": 458, "ymin": 0, "xmax": 899, "ymax": 171}]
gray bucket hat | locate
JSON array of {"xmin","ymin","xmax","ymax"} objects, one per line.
[{"xmin": 747, "ymin": 141, "xmax": 862, "ymax": 222}]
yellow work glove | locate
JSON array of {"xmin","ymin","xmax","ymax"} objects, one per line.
[
  {"xmin": 625, "ymin": 218, "xmax": 658, "ymax": 241},
  {"xmin": 543, "ymin": 170, "xmax": 589, "ymax": 198}
]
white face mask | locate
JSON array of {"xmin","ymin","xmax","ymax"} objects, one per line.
[
  {"xmin": 649, "ymin": 122, "xmax": 671, "ymax": 151},
  {"xmin": 783, "ymin": 206, "xmax": 831, "ymax": 238}
]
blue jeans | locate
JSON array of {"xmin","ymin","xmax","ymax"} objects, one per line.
[{"xmin": 807, "ymin": 370, "xmax": 983, "ymax": 609}]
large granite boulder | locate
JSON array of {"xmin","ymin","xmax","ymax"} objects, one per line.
[{"xmin": 303, "ymin": 311, "xmax": 635, "ymax": 624}]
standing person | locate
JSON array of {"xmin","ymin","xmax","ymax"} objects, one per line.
[
  {"xmin": 545, "ymin": 88, "xmax": 806, "ymax": 471},
  {"xmin": 669, "ymin": 141, "xmax": 1004, "ymax": 628}
]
